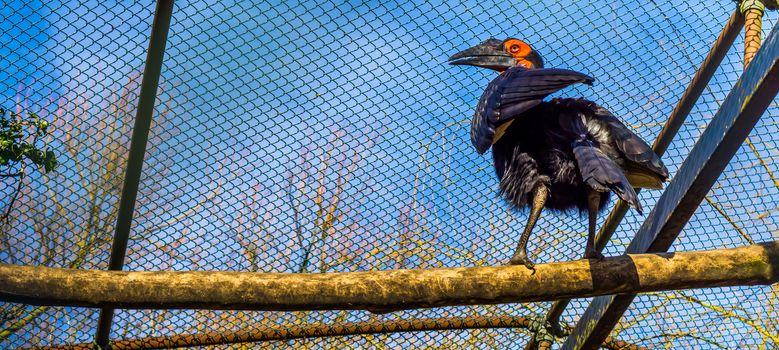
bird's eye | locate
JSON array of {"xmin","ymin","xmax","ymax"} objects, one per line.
[{"xmin": 509, "ymin": 44, "xmax": 520, "ymax": 53}]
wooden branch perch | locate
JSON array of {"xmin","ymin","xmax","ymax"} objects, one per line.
[{"xmin": 1, "ymin": 242, "xmax": 777, "ymax": 311}]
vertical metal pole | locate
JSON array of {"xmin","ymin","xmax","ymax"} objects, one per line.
[{"xmin": 94, "ymin": 0, "xmax": 175, "ymax": 347}]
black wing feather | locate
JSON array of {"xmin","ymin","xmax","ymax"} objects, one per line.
[
  {"xmin": 562, "ymin": 110, "xmax": 643, "ymax": 213},
  {"xmin": 470, "ymin": 67, "xmax": 594, "ymax": 154},
  {"xmin": 590, "ymin": 106, "xmax": 669, "ymax": 180},
  {"xmin": 498, "ymin": 68, "xmax": 594, "ymax": 112},
  {"xmin": 572, "ymin": 143, "xmax": 642, "ymax": 214}
]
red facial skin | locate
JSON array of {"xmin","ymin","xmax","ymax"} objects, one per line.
[{"xmin": 504, "ymin": 39, "xmax": 535, "ymax": 70}]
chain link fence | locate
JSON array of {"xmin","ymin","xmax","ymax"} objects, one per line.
[{"xmin": 1, "ymin": 0, "xmax": 778, "ymax": 348}]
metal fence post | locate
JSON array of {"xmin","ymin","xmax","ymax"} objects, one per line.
[{"xmin": 94, "ymin": 0, "xmax": 175, "ymax": 347}]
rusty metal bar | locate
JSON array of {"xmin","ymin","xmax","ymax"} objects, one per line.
[
  {"xmin": 30, "ymin": 317, "xmax": 646, "ymax": 350},
  {"xmin": 742, "ymin": 0, "xmax": 765, "ymax": 67}
]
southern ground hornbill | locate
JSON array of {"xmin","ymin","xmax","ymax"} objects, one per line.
[{"xmin": 449, "ymin": 38, "xmax": 669, "ymax": 269}]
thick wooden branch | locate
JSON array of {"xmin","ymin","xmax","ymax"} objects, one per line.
[{"xmin": 1, "ymin": 242, "xmax": 777, "ymax": 311}]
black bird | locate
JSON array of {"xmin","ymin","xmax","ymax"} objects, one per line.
[{"xmin": 449, "ymin": 38, "xmax": 669, "ymax": 269}]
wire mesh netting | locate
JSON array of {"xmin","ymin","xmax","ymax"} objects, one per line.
[{"xmin": 1, "ymin": 0, "xmax": 778, "ymax": 349}]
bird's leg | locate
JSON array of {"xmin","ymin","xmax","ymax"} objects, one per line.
[
  {"xmin": 509, "ymin": 185, "xmax": 548, "ymax": 269},
  {"xmin": 584, "ymin": 189, "xmax": 605, "ymax": 260}
]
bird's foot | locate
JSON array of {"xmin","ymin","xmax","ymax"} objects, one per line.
[
  {"xmin": 583, "ymin": 249, "xmax": 605, "ymax": 261},
  {"xmin": 508, "ymin": 252, "xmax": 536, "ymax": 271}
]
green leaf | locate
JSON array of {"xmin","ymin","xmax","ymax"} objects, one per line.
[
  {"xmin": 42, "ymin": 150, "xmax": 57, "ymax": 173},
  {"xmin": 0, "ymin": 106, "xmax": 58, "ymax": 174}
]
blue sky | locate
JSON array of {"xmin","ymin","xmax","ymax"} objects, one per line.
[{"xmin": 2, "ymin": 0, "xmax": 778, "ymax": 348}]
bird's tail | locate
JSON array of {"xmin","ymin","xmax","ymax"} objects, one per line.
[{"xmin": 572, "ymin": 140, "xmax": 642, "ymax": 214}]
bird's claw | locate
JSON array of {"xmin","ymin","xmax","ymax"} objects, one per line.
[
  {"xmin": 583, "ymin": 249, "xmax": 605, "ymax": 261},
  {"xmin": 508, "ymin": 253, "xmax": 536, "ymax": 271}
]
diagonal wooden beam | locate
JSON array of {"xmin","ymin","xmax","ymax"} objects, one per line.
[{"xmin": 561, "ymin": 20, "xmax": 779, "ymax": 350}]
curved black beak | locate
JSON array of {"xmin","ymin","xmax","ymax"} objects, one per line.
[{"xmin": 448, "ymin": 39, "xmax": 516, "ymax": 71}]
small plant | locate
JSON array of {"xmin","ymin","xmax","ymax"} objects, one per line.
[{"xmin": 0, "ymin": 107, "xmax": 57, "ymax": 174}]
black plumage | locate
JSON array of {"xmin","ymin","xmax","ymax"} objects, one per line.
[
  {"xmin": 493, "ymin": 97, "xmax": 650, "ymax": 212},
  {"xmin": 449, "ymin": 38, "xmax": 669, "ymax": 268},
  {"xmin": 470, "ymin": 67, "xmax": 595, "ymax": 154}
]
